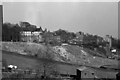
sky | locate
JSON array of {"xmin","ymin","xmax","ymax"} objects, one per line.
[{"xmin": 3, "ymin": 2, "xmax": 118, "ymax": 38}]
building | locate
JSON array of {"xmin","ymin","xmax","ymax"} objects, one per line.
[
  {"xmin": 32, "ymin": 27, "xmax": 44, "ymax": 42},
  {"xmin": 83, "ymin": 34, "xmax": 97, "ymax": 44},
  {"xmin": 104, "ymin": 35, "xmax": 112, "ymax": 48},
  {"xmin": 76, "ymin": 32, "xmax": 99, "ymax": 45},
  {"xmin": 77, "ymin": 66, "xmax": 96, "ymax": 80},
  {"xmin": 20, "ymin": 27, "xmax": 44, "ymax": 42},
  {"xmin": 96, "ymin": 36, "xmax": 104, "ymax": 44},
  {"xmin": 76, "ymin": 32, "xmax": 84, "ymax": 42},
  {"xmin": 20, "ymin": 31, "xmax": 32, "ymax": 42}
]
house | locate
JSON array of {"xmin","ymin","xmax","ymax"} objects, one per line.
[
  {"xmin": 96, "ymin": 36, "xmax": 104, "ymax": 44},
  {"xmin": 20, "ymin": 27, "xmax": 44, "ymax": 42},
  {"xmin": 76, "ymin": 32, "xmax": 84, "ymax": 42},
  {"xmin": 77, "ymin": 66, "xmax": 97, "ymax": 80},
  {"xmin": 59, "ymin": 65, "xmax": 98, "ymax": 80},
  {"xmin": 104, "ymin": 35, "xmax": 112, "ymax": 48},
  {"xmin": 20, "ymin": 31, "xmax": 32, "ymax": 42},
  {"xmin": 32, "ymin": 27, "xmax": 44, "ymax": 42}
]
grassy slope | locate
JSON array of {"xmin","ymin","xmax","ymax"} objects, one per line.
[
  {"xmin": 1, "ymin": 42, "xmax": 46, "ymax": 56},
  {"xmin": 1, "ymin": 41, "xmax": 118, "ymax": 78},
  {"xmin": 1, "ymin": 42, "xmax": 118, "ymax": 68},
  {"xmin": 2, "ymin": 50, "xmax": 118, "ymax": 78},
  {"xmin": 2, "ymin": 50, "xmax": 77, "ymax": 75},
  {"xmin": 63, "ymin": 45, "xmax": 118, "ymax": 67}
]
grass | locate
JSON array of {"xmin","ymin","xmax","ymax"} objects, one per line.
[
  {"xmin": 2, "ymin": 50, "xmax": 119, "ymax": 79},
  {"xmin": 63, "ymin": 45, "xmax": 118, "ymax": 68},
  {"xmin": 1, "ymin": 42, "xmax": 119, "ymax": 79},
  {"xmin": 2, "ymin": 50, "xmax": 77, "ymax": 75},
  {"xmin": 2, "ymin": 42, "xmax": 118, "ymax": 68}
]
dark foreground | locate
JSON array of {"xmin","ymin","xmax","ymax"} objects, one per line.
[{"xmin": 2, "ymin": 50, "xmax": 118, "ymax": 80}]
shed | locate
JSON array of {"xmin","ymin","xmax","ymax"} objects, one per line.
[
  {"xmin": 77, "ymin": 66, "xmax": 97, "ymax": 80},
  {"xmin": 116, "ymin": 72, "xmax": 120, "ymax": 80}
]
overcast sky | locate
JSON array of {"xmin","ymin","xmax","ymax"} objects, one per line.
[{"xmin": 3, "ymin": 2, "xmax": 118, "ymax": 38}]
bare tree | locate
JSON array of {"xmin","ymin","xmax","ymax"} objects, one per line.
[
  {"xmin": 35, "ymin": 31, "xmax": 60, "ymax": 78},
  {"xmin": 37, "ymin": 44, "xmax": 59, "ymax": 78}
]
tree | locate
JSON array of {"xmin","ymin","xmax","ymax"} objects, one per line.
[
  {"xmin": 2, "ymin": 23, "xmax": 21, "ymax": 41},
  {"xmin": 37, "ymin": 44, "xmax": 59, "ymax": 78},
  {"xmin": 54, "ymin": 29, "xmax": 76, "ymax": 43},
  {"xmin": 38, "ymin": 31, "xmax": 59, "ymax": 77},
  {"xmin": 2, "ymin": 23, "xmax": 11, "ymax": 41}
]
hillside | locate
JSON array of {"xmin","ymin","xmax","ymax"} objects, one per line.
[
  {"xmin": 3, "ymin": 50, "xmax": 118, "ymax": 79},
  {"xmin": 54, "ymin": 45, "xmax": 118, "ymax": 67},
  {"xmin": 1, "ymin": 42, "xmax": 118, "ymax": 68}
]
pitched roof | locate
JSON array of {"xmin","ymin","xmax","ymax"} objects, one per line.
[{"xmin": 77, "ymin": 66, "xmax": 95, "ymax": 73}]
